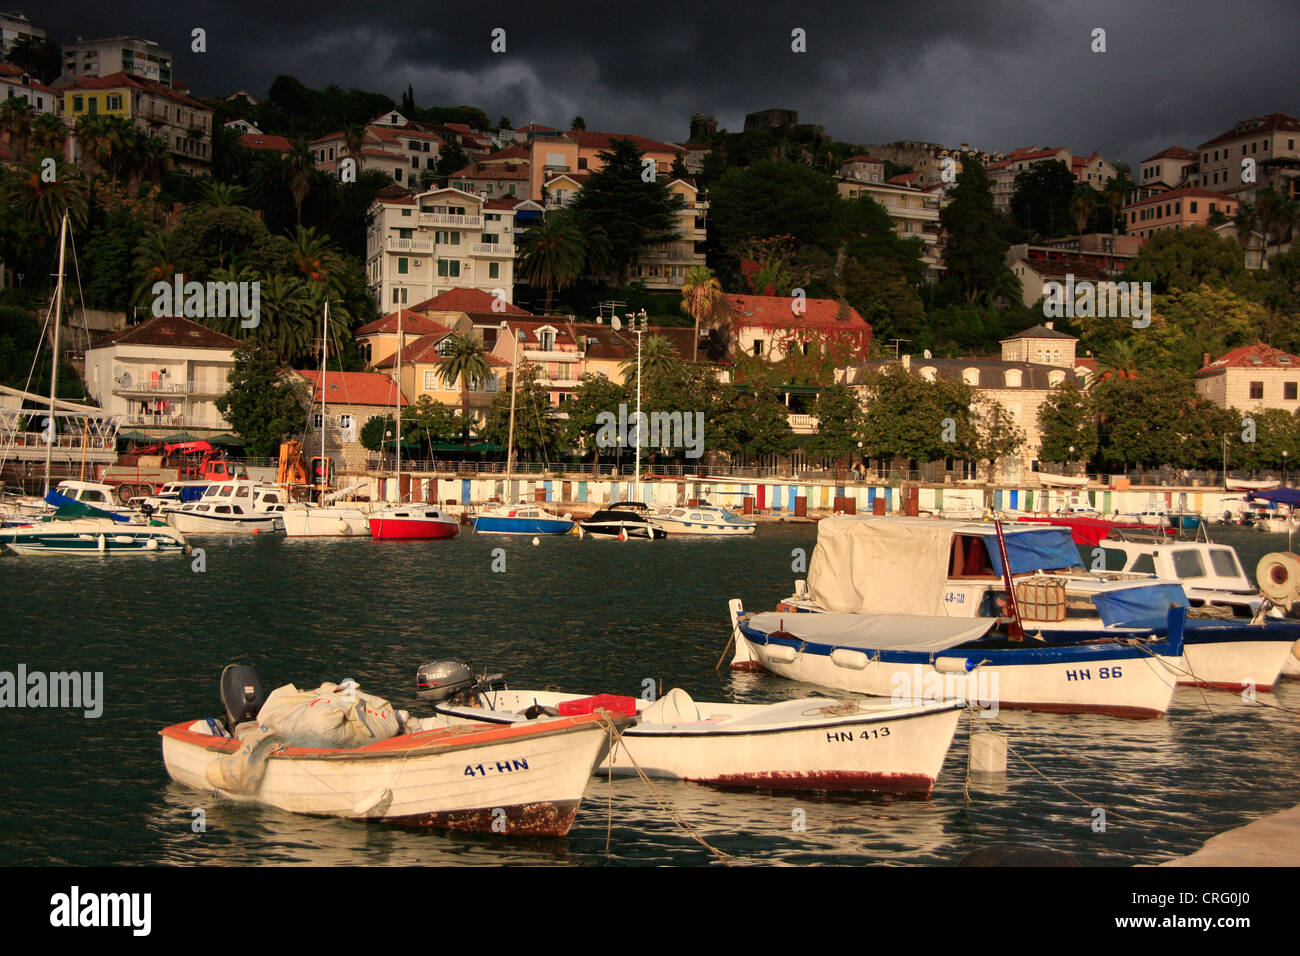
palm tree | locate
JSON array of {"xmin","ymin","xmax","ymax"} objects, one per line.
[
  {"xmin": 197, "ymin": 180, "xmax": 249, "ymax": 209},
  {"xmin": 437, "ymin": 335, "xmax": 492, "ymax": 419},
  {"xmin": 1234, "ymin": 203, "xmax": 1263, "ymax": 267},
  {"xmin": 131, "ymin": 228, "xmax": 183, "ymax": 306},
  {"xmin": 285, "ymin": 141, "xmax": 317, "ymax": 226},
  {"xmin": 519, "ymin": 210, "xmax": 585, "ymax": 313},
  {"xmin": 0, "ymin": 98, "xmax": 34, "ymax": 161},
  {"xmin": 341, "ymin": 124, "xmax": 366, "ymax": 173},
  {"xmin": 251, "ymin": 273, "xmax": 317, "ymax": 363},
  {"xmin": 1070, "ymin": 188, "xmax": 1096, "ymax": 235},
  {"xmin": 1256, "ymin": 186, "xmax": 1298, "ymax": 266},
  {"xmin": 680, "ymin": 265, "xmax": 725, "ymax": 362},
  {"xmin": 618, "ymin": 334, "xmax": 677, "ymax": 386},
  {"xmin": 1095, "ymin": 339, "xmax": 1139, "ymax": 380},
  {"xmin": 30, "ymin": 113, "xmax": 67, "ymax": 157},
  {"xmin": 4, "ymin": 158, "xmax": 88, "ymax": 239}
]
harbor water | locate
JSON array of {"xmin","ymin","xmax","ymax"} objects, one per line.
[{"xmin": 2, "ymin": 524, "xmax": 1298, "ymax": 866}]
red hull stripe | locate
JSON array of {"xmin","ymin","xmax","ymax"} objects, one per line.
[
  {"xmin": 702, "ymin": 770, "xmax": 935, "ymax": 795},
  {"xmin": 385, "ymin": 799, "xmax": 580, "ymax": 836}
]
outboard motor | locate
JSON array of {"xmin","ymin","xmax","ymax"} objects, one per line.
[
  {"xmin": 220, "ymin": 663, "xmax": 265, "ymax": 732},
  {"xmin": 416, "ymin": 661, "xmax": 478, "ymax": 701}
]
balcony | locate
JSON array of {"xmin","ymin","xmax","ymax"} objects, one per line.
[
  {"xmin": 418, "ymin": 213, "xmax": 481, "ymax": 228},
  {"xmin": 386, "ymin": 237, "xmax": 434, "ymax": 253},
  {"xmin": 113, "ymin": 378, "xmax": 224, "ymax": 397},
  {"xmin": 471, "ymin": 242, "xmax": 515, "ymax": 257},
  {"xmin": 121, "ymin": 413, "xmax": 230, "ymax": 429},
  {"xmin": 787, "ymin": 413, "xmax": 820, "ymax": 434}
]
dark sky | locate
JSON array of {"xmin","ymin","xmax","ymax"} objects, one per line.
[{"xmin": 27, "ymin": 0, "xmax": 1300, "ymax": 167}]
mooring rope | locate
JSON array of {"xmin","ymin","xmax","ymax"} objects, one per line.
[{"xmin": 597, "ymin": 712, "xmax": 734, "ymax": 865}]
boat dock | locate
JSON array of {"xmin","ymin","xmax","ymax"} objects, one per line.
[{"xmin": 1158, "ymin": 804, "xmax": 1300, "ymax": 866}]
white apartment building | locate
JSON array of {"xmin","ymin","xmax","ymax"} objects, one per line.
[
  {"xmin": 0, "ymin": 63, "xmax": 56, "ymax": 114},
  {"xmin": 0, "ymin": 11, "xmax": 43, "ymax": 56},
  {"xmin": 61, "ymin": 36, "xmax": 172, "ymax": 86},
  {"xmin": 837, "ymin": 178, "xmax": 947, "ymax": 279},
  {"xmin": 365, "ymin": 186, "xmax": 517, "ymax": 311}
]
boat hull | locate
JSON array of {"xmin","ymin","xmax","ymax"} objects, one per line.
[
  {"xmin": 368, "ymin": 515, "xmax": 459, "ymax": 540},
  {"xmin": 471, "ymin": 517, "xmax": 573, "ymax": 535},
  {"xmin": 282, "ymin": 507, "xmax": 371, "ymax": 538},
  {"xmin": 439, "ymin": 691, "xmax": 960, "ymax": 795},
  {"xmin": 651, "ymin": 518, "xmax": 755, "ymax": 536},
  {"xmin": 159, "ymin": 713, "xmax": 615, "ymax": 836},
  {"xmin": 169, "ymin": 513, "xmax": 282, "ymax": 535},
  {"xmin": 4, "ymin": 520, "xmax": 187, "ymax": 555},
  {"xmin": 735, "ymin": 619, "xmax": 1180, "ymax": 718},
  {"xmin": 1177, "ymin": 624, "xmax": 1300, "ymax": 690}
]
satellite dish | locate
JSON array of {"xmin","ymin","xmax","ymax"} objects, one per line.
[
  {"xmin": 611, "ymin": 316, "xmax": 622, "ymax": 331},
  {"xmin": 924, "ymin": 349, "xmax": 932, "ymax": 359}
]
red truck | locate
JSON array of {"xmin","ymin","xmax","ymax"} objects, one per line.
[{"xmin": 98, "ymin": 441, "xmax": 247, "ymax": 504}]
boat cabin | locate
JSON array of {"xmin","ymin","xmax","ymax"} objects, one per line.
[{"xmin": 54, "ymin": 481, "xmax": 120, "ymax": 509}]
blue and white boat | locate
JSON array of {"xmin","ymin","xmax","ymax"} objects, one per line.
[{"xmin": 470, "ymin": 501, "xmax": 575, "ymax": 536}]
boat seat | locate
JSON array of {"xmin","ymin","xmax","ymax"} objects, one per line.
[{"xmin": 641, "ymin": 687, "xmax": 702, "ymax": 724}]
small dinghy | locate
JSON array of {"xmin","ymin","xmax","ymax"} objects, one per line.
[
  {"xmin": 160, "ymin": 663, "xmax": 628, "ymax": 836},
  {"xmin": 430, "ymin": 667, "xmax": 962, "ymax": 795}
]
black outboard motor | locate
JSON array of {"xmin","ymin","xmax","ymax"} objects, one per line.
[
  {"xmin": 416, "ymin": 661, "xmax": 507, "ymax": 703},
  {"xmin": 220, "ymin": 663, "xmax": 265, "ymax": 731}
]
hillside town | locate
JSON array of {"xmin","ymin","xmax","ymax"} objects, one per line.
[{"xmin": 1, "ymin": 14, "xmax": 1298, "ymax": 497}]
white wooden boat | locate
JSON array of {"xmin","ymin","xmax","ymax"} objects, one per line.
[
  {"xmin": 4, "ymin": 513, "xmax": 188, "ymax": 555},
  {"xmin": 161, "ymin": 669, "xmax": 624, "ymax": 837},
  {"xmin": 168, "ymin": 481, "xmax": 286, "ymax": 534},
  {"xmin": 435, "ymin": 688, "xmax": 961, "ymax": 795}
]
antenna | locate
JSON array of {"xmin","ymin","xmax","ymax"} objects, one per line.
[{"xmin": 888, "ymin": 338, "xmax": 910, "ymax": 359}]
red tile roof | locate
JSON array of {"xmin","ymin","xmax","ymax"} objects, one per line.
[
  {"xmin": 1142, "ymin": 146, "xmax": 1198, "ymax": 163},
  {"xmin": 64, "ymin": 71, "xmax": 209, "ymax": 111},
  {"xmin": 106, "ymin": 315, "xmax": 240, "ymax": 349},
  {"xmin": 0, "ymin": 63, "xmax": 56, "ymax": 93},
  {"xmin": 483, "ymin": 145, "xmax": 530, "ymax": 162},
  {"xmin": 413, "ymin": 288, "xmax": 532, "ymax": 316},
  {"xmin": 887, "ymin": 172, "xmax": 922, "ymax": 185},
  {"xmin": 1123, "ymin": 186, "xmax": 1238, "ymax": 210},
  {"xmin": 722, "ymin": 294, "xmax": 869, "ymax": 330},
  {"xmin": 844, "ymin": 154, "xmax": 883, "ymax": 164},
  {"xmin": 355, "ymin": 310, "xmax": 456, "ymax": 338},
  {"xmin": 296, "ymin": 369, "xmax": 407, "ymax": 407},
  {"xmin": 237, "ymin": 133, "xmax": 292, "ymax": 153},
  {"xmin": 374, "ymin": 334, "xmax": 509, "ymax": 369},
  {"xmin": 569, "ymin": 130, "xmax": 681, "ymax": 154},
  {"xmin": 1199, "ymin": 113, "xmax": 1300, "ymax": 149},
  {"xmin": 1196, "ymin": 343, "xmax": 1300, "ymax": 376}
]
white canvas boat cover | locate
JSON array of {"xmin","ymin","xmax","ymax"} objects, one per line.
[
  {"xmin": 257, "ymin": 681, "xmax": 400, "ymax": 749},
  {"xmin": 807, "ymin": 517, "xmax": 954, "ymax": 615},
  {"xmin": 747, "ymin": 611, "xmax": 996, "ymax": 653}
]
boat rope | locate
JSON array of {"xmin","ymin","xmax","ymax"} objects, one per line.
[
  {"xmin": 1120, "ymin": 637, "xmax": 1300, "ymax": 717},
  {"xmin": 596, "ymin": 711, "xmax": 733, "ymax": 865}
]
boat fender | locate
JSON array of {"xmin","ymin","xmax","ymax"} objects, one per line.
[
  {"xmin": 969, "ymin": 731, "xmax": 1008, "ymax": 774},
  {"xmin": 830, "ymin": 648, "xmax": 869, "ymax": 670},
  {"xmin": 934, "ymin": 656, "xmax": 975, "ymax": 674},
  {"xmin": 97, "ymin": 534, "xmax": 105, "ymax": 552},
  {"xmin": 532, "ymin": 536, "xmax": 539, "ymax": 545},
  {"xmin": 145, "ymin": 537, "xmax": 159, "ymax": 550},
  {"xmin": 766, "ymin": 644, "xmax": 799, "ymax": 663},
  {"xmin": 337, "ymin": 519, "xmax": 349, "ymax": 533},
  {"xmin": 352, "ymin": 788, "xmax": 392, "ymax": 817}
]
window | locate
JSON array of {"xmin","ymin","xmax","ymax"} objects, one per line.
[
  {"xmin": 423, "ymin": 370, "xmax": 440, "ymax": 390},
  {"xmin": 73, "ymin": 95, "xmax": 83, "ymax": 112},
  {"xmin": 312, "ymin": 413, "xmax": 323, "ymax": 428},
  {"xmin": 488, "ymin": 262, "xmax": 499, "ymax": 279},
  {"xmin": 1171, "ymin": 550, "xmax": 1207, "ymax": 579},
  {"xmin": 539, "ymin": 329, "xmax": 555, "ymax": 350},
  {"xmin": 437, "ymin": 259, "xmax": 461, "ymax": 277},
  {"xmin": 753, "ymin": 339, "xmax": 765, "ymax": 357},
  {"xmin": 1209, "ymin": 549, "xmax": 1242, "ymax": 578},
  {"xmin": 397, "ymin": 257, "xmax": 408, "ymax": 274},
  {"xmin": 1286, "ymin": 382, "xmax": 1298, "ymax": 401},
  {"xmin": 107, "ymin": 94, "xmax": 121, "ymax": 110},
  {"xmin": 1250, "ymin": 381, "xmax": 1264, "ymax": 399}
]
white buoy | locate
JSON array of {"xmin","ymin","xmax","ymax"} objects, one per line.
[
  {"xmin": 532, "ymin": 536, "xmax": 540, "ymax": 545},
  {"xmin": 97, "ymin": 534, "xmax": 105, "ymax": 552},
  {"xmin": 969, "ymin": 731, "xmax": 1008, "ymax": 774}
]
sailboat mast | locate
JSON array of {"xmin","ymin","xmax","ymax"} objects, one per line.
[
  {"xmin": 320, "ymin": 300, "xmax": 328, "ymax": 497},
  {"xmin": 395, "ymin": 307, "xmax": 402, "ymax": 498},
  {"xmin": 44, "ymin": 212, "xmax": 69, "ymax": 497},
  {"xmin": 505, "ymin": 327, "xmax": 518, "ymax": 480}
]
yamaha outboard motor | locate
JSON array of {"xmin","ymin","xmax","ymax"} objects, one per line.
[
  {"xmin": 220, "ymin": 663, "xmax": 265, "ymax": 731},
  {"xmin": 416, "ymin": 661, "xmax": 507, "ymax": 703}
]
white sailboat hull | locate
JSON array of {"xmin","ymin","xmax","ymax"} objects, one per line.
[{"xmin": 281, "ymin": 506, "xmax": 371, "ymax": 537}]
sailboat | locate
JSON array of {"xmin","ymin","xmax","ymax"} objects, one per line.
[
  {"xmin": 469, "ymin": 326, "xmax": 573, "ymax": 535},
  {"xmin": 367, "ymin": 306, "xmax": 458, "ymax": 540},
  {"xmin": 282, "ymin": 301, "xmax": 372, "ymax": 537},
  {"xmin": 4, "ymin": 212, "xmax": 188, "ymax": 556}
]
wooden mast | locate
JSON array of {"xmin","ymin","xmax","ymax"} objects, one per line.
[{"xmin": 44, "ymin": 212, "xmax": 69, "ymax": 497}]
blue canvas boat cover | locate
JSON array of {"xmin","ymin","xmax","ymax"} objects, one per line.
[
  {"xmin": 982, "ymin": 527, "xmax": 1079, "ymax": 576},
  {"xmin": 1248, "ymin": 488, "xmax": 1300, "ymax": 506},
  {"xmin": 1091, "ymin": 583, "xmax": 1188, "ymax": 628},
  {"xmin": 44, "ymin": 490, "xmax": 130, "ymax": 522}
]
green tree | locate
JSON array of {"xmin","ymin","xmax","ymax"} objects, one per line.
[
  {"xmin": 806, "ymin": 384, "xmax": 865, "ymax": 477},
  {"xmin": 712, "ymin": 385, "xmax": 793, "ymax": 458},
  {"xmin": 571, "ymin": 138, "xmax": 679, "ymax": 285},
  {"xmin": 480, "ymin": 362, "xmax": 559, "ymax": 459},
  {"xmin": 518, "ymin": 210, "xmax": 585, "ymax": 313},
  {"xmin": 437, "ymin": 335, "xmax": 492, "ymax": 419},
  {"xmin": 216, "ymin": 345, "xmax": 311, "ymax": 457},
  {"xmin": 562, "ymin": 373, "xmax": 629, "ymax": 462},
  {"xmin": 1124, "ymin": 226, "xmax": 1244, "ymax": 294},
  {"xmin": 0, "ymin": 98, "xmax": 34, "ymax": 161},
  {"xmin": 938, "ymin": 158, "xmax": 1014, "ymax": 304},
  {"xmin": 1010, "ymin": 160, "xmax": 1076, "ymax": 238},
  {"xmin": 4, "ymin": 34, "xmax": 61, "ymax": 85},
  {"xmin": 967, "ymin": 395, "xmax": 1025, "ymax": 482},
  {"xmin": 856, "ymin": 364, "xmax": 974, "ymax": 464},
  {"xmin": 1037, "ymin": 377, "xmax": 1098, "ymax": 465},
  {"xmin": 708, "ymin": 160, "xmax": 844, "ymax": 263},
  {"xmin": 680, "ymin": 265, "xmax": 726, "ymax": 363}
]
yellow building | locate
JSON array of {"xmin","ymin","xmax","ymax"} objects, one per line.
[{"xmin": 61, "ymin": 71, "xmax": 212, "ymax": 173}]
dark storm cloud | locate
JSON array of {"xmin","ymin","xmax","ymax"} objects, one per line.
[{"xmin": 28, "ymin": 0, "xmax": 1300, "ymax": 164}]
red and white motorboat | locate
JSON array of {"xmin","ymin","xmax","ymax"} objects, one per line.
[{"xmin": 368, "ymin": 505, "xmax": 459, "ymax": 540}]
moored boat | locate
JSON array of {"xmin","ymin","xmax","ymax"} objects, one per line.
[
  {"xmin": 160, "ymin": 665, "xmax": 626, "ymax": 836},
  {"xmin": 3, "ymin": 496, "xmax": 188, "ymax": 556},
  {"xmin": 579, "ymin": 502, "xmax": 666, "ymax": 539},
  {"xmin": 650, "ymin": 502, "xmax": 755, "ymax": 536},
  {"xmin": 368, "ymin": 504, "xmax": 458, "ymax": 540},
  {"xmin": 471, "ymin": 501, "xmax": 574, "ymax": 535},
  {"xmin": 434, "ymin": 682, "xmax": 961, "ymax": 795},
  {"xmin": 168, "ymin": 481, "xmax": 286, "ymax": 534}
]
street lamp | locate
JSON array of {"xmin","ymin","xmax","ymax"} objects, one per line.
[
  {"xmin": 1068, "ymin": 445, "xmax": 1075, "ymax": 476},
  {"xmin": 1284, "ymin": 450, "xmax": 1289, "ymax": 487},
  {"xmin": 628, "ymin": 309, "xmax": 648, "ymax": 500}
]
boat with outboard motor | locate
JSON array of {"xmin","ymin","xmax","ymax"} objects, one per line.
[
  {"xmin": 159, "ymin": 663, "xmax": 629, "ymax": 836},
  {"xmin": 579, "ymin": 502, "xmax": 666, "ymax": 539},
  {"xmin": 650, "ymin": 501, "xmax": 755, "ymax": 536},
  {"xmin": 429, "ymin": 663, "xmax": 960, "ymax": 795}
]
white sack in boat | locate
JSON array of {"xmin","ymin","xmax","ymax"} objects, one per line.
[
  {"xmin": 807, "ymin": 517, "xmax": 953, "ymax": 615},
  {"xmin": 257, "ymin": 680, "xmax": 400, "ymax": 749},
  {"xmin": 747, "ymin": 611, "xmax": 996, "ymax": 653},
  {"xmin": 205, "ymin": 724, "xmax": 282, "ymax": 793}
]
